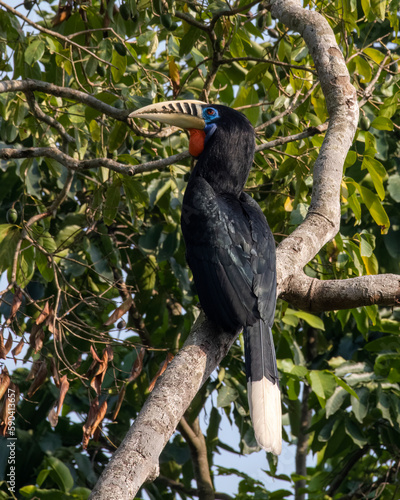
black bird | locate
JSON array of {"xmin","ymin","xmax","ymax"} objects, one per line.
[{"xmin": 130, "ymin": 101, "xmax": 281, "ymax": 455}]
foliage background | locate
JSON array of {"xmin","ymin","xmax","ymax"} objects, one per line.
[{"xmin": 0, "ymin": 0, "xmax": 399, "ymax": 498}]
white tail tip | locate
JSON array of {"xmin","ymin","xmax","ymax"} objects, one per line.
[{"xmin": 248, "ymin": 377, "xmax": 282, "ymax": 455}]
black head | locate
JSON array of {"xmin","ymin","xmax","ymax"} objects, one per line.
[{"xmin": 194, "ymin": 104, "xmax": 256, "ymax": 196}]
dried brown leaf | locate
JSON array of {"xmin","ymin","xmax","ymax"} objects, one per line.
[
  {"xmin": 27, "ymin": 360, "xmax": 47, "ymax": 397},
  {"xmin": 45, "ymin": 308, "xmax": 60, "ymax": 339},
  {"xmin": 127, "ymin": 348, "xmax": 146, "ymax": 383},
  {"xmin": 148, "ymin": 352, "xmax": 174, "ymax": 392},
  {"xmin": 89, "ymin": 347, "xmax": 110, "ymax": 395},
  {"xmin": 57, "ymin": 375, "xmax": 69, "ymax": 416},
  {"xmin": 105, "ymin": 345, "xmax": 114, "ymax": 362},
  {"xmin": 50, "ymin": 358, "xmax": 60, "ymax": 388},
  {"xmin": 112, "ymin": 384, "xmax": 126, "ymax": 421},
  {"xmin": 48, "ymin": 406, "xmax": 59, "ymax": 427},
  {"xmin": 0, "ymin": 382, "xmax": 19, "ymax": 436},
  {"xmin": 82, "ymin": 398, "xmax": 107, "ymax": 449},
  {"xmin": 36, "ymin": 301, "xmax": 50, "ymax": 325},
  {"xmin": 29, "ymin": 324, "xmax": 45, "ymax": 353},
  {"xmin": 90, "ymin": 345, "xmax": 102, "ymax": 364},
  {"xmin": 0, "ymin": 368, "xmax": 10, "ymax": 401},
  {"xmin": 11, "ymin": 337, "xmax": 25, "ymax": 361},
  {"xmin": 103, "ymin": 297, "xmax": 132, "ymax": 326},
  {"xmin": 7, "ymin": 288, "xmax": 23, "ymax": 325},
  {"xmin": 0, "ymin": 330, "xmax": 13, "ymax": 360}
]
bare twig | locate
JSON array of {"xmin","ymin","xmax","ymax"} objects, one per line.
[{"xmin": 24, "ymin": 90, "xmax": 75, "ymax": 143}]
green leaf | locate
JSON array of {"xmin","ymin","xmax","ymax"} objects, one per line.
[
  {"xmin": 17, "ymin": 242, "xmax": 35, "ymax": 288},
  {"xmin": 332, "ymin": 375, "xmax": 358, "ymax": 398},
  {"xmin": 308, "ymin": 371, "xmax": 335, "ymax": 401},
  {"xmin": 289, "ymin": 203, "xmax": 309, "ymax": 225},
  {"xmin": 83, "ymin": 237, "xmax": 113, "ymax": 282},
  {"xmin": 230, "ymin": 33, "xmax": 245, "ymax": 59},
  {"xmin": 290, "ymin": 310, "xmax": 325, "ymax": 330},
  {"xmin": 376, "ymin": 388, "xmax": 393, "ymax": 424},
  {"xmin": 387, "ymin": 173, "xmax": 400, "ymax": 202},
  {"xmin": 36, "ymin": 251, "xmax": 54, "ymax": 282},
  {"xmin": 0, "ymin": 225, "xmax": 20, "ymax": 274},
  {"xmin": 365, "ymin": 335, "xmax": 400, "ymax": 352},
  {"xmin": 351, "ymin": 386, "xmax": 369, "ymax": 423},
  {"xmin": 326, "ymin": 386, "xmax": 348, "ymax": 418},
  {"xmin": 359, "ymin": 232, "xmax": 375, "ymax": 257},
  {"xmin": 371, "ymin": 0, "xmax": 387, "ymax": 20},
  {"xmin": 179, "ymin": 27, "xmax": 202, "ymax": 57},
  {"xmin": 355, "ymin": 55, "xmax": 372, "ymax": 82},
  {"xmin": 357, "ymin": 184, "xmax": 390, "ymax": 233},
  {"xmin": 206, "ymin": 406, "xmax": 222, "ymax": 451},
  {"xmin": 46, "ymin": 456, "xmax": 74, "ymax": 492},
  {"xmin": 111, "ymin": 50, "xmax": 127, "ymax": 83},
  {"xmin": 344, "ymin": 418, "xmax": 368, "ymax": 448},
  {"xmin": 217, "ymin": 384, "xmax": 238, "ymax": 407},
  {"xmin": 364, "ymin": 47, "xmax": 385, "ymax": 64},
  {"xmin": 379, "ymin": 95, "xmax": 397, "ymax": 118},
  {"xmin": 371, "ymin": 116, "xmax": 393, "ymax": 131},
  {"xmin": 25, "ymin": 39, "xmax": 45, "ymax": 65}
]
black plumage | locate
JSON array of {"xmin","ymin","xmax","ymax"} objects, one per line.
[
  {"xmin": 180, "ymin": 106, "xmax": 281, "ymax": 454},
  {"xmin": 130, "ymin": 102, "xmax": 282, "ymax": 454}
]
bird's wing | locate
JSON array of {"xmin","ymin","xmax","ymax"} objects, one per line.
[
  {"xmin": 240, "ymin": 191, "xmax": 277, "ymax": 327},
  {"xmin": 181, "ymin": 177, "xmax": 276, "ymax": 332}
]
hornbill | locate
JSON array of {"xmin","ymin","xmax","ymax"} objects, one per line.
[{"xmin": 130, "ymin": 101, "xmax": 282, "ymax": 455}]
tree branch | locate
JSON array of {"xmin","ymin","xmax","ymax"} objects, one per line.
[
  {"xmin": 88, "ymin": 316, "xmax": 238, "ymax": 500},
  {"xmin": 0, "ymin": 79, "xmax": 127, "ymax": 120},
  {"xmin": 280, "ymin": 272, "xmax": 400, "ymax": 312},
  {"xmin": 156, "ymin": 475, "xmax": 233, "ymax": 500},
  {"xmin": 269, "ymin": 0, "xmax": 359, "ymax": 294},
  {"xmin": 326, "ymin": 446, "xmax": 370, "ymax": 497},
  {"xmin": 24, "ymin": 90, "xmax": 75, "ymax": 144},
  {"xmin": 295, "ymin": 384, "xmax": 311, "ymax": 500},
  {"xmin": 0, "ymin": 147, "xmax": 191, "ymax": 176},
  {"xmin": 178, "ymin": 417, "xmax": 215, "ymax": 500}
]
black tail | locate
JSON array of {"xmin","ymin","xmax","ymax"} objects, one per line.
[{"xmin": 244, "ymin": 319, "xmax": 281, "ymax": 454}]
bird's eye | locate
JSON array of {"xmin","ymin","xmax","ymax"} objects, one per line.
[{"xmin": 206, "ymin": 109, "xmax": 216, "ymax": 115}]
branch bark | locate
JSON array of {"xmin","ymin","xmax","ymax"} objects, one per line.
[
  {"xmin": 89, "ymin": 316, "xmax": 237, "ymax": 500},
  {"xmin": 281, "ymin": 272, "xmax": 400, "ymax": 312},
  {"xmin": 271, "ymin": 0, "xmax": 359, "ymax": 294}
]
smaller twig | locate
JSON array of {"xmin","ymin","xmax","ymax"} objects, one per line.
[
  {"xmin": 256, "ymin": 80, "xmax": 320, "ymax": 133},
  {"xmin": 219, "ymin": 56, "xmax": 316, "ymax": 74},
  {"xmin": 24, "ymin": 90, "xmax": 75, "ymax": 143},
  {"xmin": 256, "ymin": 123, "xmax": 328, "ymax": 152},
  {"xmin": 359, "ymin": 55, "xmax": 390, "ymax": 107}
]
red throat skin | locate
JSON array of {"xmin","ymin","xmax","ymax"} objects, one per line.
[{"xmin": 188, "ymin": 128, "xmax": 206, "ymax": 158}]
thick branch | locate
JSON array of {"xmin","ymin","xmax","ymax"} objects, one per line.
[
  {"xmin": 269, "ymin": 0, "xmax": 359, "ymax": 293},
  {"xmin": 281, "ymin": 272, "xmax": 400, "ymax": 312},
  {"xmin": 88, "ymin": 316, "xmax": 237, "ymax": 500}
]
